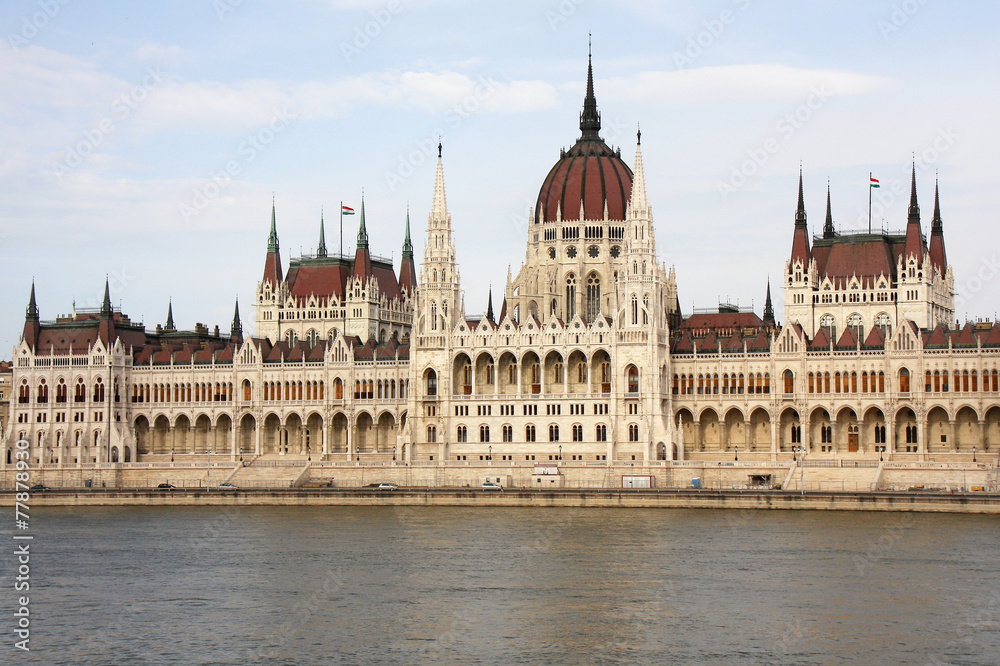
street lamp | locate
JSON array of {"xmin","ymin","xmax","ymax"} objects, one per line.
[
  {"xmin": 206, "ymin": 448, "xmax": 212, "ymax": 491},
  {"xmin": 793, "ymin": 445, "xmax": 806, "ymax": 495},
  {"xmin": 558, "ymin": 444, "xmax": 562, "ymax": 461},
  {"xmin": 170, "ymin": 447, "xmax": 174, "ymax": 463},
  {"xmin": 973, "ymin": 446, "xmax": 977, "ymax": 463},
  {"xmin": 734, "ymin": 445, "xmax": 739, "ymax": 462},
  {"xmin": 488, "ymin": 445, "xmax": 492, "ymax": 463},
  {"xmin": 393, "ymin": 444, "xmax": 397, "ymax": 462}
]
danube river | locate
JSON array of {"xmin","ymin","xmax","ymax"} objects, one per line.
[{"xmin": 5, "ymin": 506, "xmax": 999, "ymax": 664}]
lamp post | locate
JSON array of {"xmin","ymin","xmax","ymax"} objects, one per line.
[
  {"xmin": 206, "ymin": 448, "xmax": 212, "ymax": 491},
  {"xmin": 734, "ymin": 445, "xmax": 739, "ymax": 462},
  {"xmin": 973, "ymin": 446, "xmax": 977, "ymax": 463},
  {"xmin": 393, "ymin": 444, "xmax": 397, "ymax": 462},
  {"xmin": 488, "ymin": 445, "xmax": 492, "ymax": 463},
  {"xmin": 558, "ymin": 445, "xmax": 562, "ymax": 462},
  {"xmin": 171, "ymin": 447, "xmax": 174, "ymax": 464},
  {"xmin": 793, "ymin": 445, "xmax": 806, "ymax": 495}
]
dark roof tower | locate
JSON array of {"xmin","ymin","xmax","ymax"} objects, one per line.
[
  {"xmin": 230, "ymin": 297, "xmax": 243, "ymax": 343},
  {"xmin": 98, "ymin": 277, "xmax": 116, "ymax": 345},
  {"xmin": 22, "ymin": 282, "xmax": 40, "ymax": 349},
  {"xmin": 399, "ymin": 208, "xmax": 417, "ymax": 294},
  {"xmin": 790, "ymin": 168, "xmax": 812, "ymax": 265},
  {"xmin": 352, "ymin": 197, "xmax": 372, "ymax": 282},
  {"xmin": 763, "ymin": 279, "xmax": 775, "ymax": 325},
  {"xmin": 262, "ymin": 199, "xmax": 283, "ymax": 285},
  {"xmin": 165, "ymin": 300, "xmax": 175, "ymax": 331},
  {"xmin": 317, "ymin": 208, "xmax": 328, "ymax": 258},
  {"xmin": 486, "ymin": 285, "xmax": 495, "ymax": 323},
  {"xmin": 904, "ymin": 162, "xmax": 925, "ymax": 262},
  {"xmin": 929, "ymin": 179, "xmax": 948, "ymax": 274},
  {"xmin": 579, "ymin": 37, "xmax": 601, "ymax": 140},
  {"xmin": 823, "ymin": 181, "xmax": 835, "ymax": 239}
]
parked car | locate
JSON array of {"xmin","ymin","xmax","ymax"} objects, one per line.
[
  {"xmin": 29, "ymin": 484, "xmax": 49, "ymax": 491},
  {"xmin": 481, "ymin": 482, "xmax": 502, "ymax": 491},
  {"xmin": 218, "ymin": 482, "xmax": 238, "ymax": 490},
  {"xmin": 376, "ymin": 483, "xmax": 398, "ymax": 490},
  {"xmin": 157, "ymin": 483, "xmax": 175, "ymax": 490}
]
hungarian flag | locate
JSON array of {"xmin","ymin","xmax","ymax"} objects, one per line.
[
  {"xmin": 870, "ymin": 177, "xmax": 880, "ymax": 188},
  {"xmin": 342, "ymin": 205, "xmax": 355, "ymax": 215}
]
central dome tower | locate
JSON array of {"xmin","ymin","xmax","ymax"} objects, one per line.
[{"xmin": 535, "ymin": 52, "xmax": 633, "ymax": 223}]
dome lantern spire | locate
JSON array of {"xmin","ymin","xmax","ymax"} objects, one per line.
[{"xmin": 579, "ymin": 35, "xmax": 601, "ymax": 140}]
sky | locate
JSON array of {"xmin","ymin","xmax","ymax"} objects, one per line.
[{"xmin": 2, "ymin": 0, "xmax": 999, "ymax": 352}]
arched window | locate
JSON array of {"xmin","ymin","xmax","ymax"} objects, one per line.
[
  {"xmin": 525, "ymin": 424, "xmax": 536, "ymax": 442},
  {"xmin": 94, "ymin": 378, "xmax": 105, "ymax": 403},
  {"xmin": 566, "ymin": 273, "xmax": 577, "ymax": 320},
  {"xmin": 456, "ymin": 425, "xmax": 467, "ymax": 443},
  {"xmin": 628, "ymin": 423, "xmax": 639, "ymax": 442},
  {"xmin": 56, "ymin": 378, "xmax": 67, "ymax": 403},
  {"xmin": 586, "ymin": 273, "xmax": 601, "ymax": 322},
  {"xmin": 243, "ymin": 380, "xmax": 252, "ymax": 401},
  {"xmin": 427, "ymin": 426, "xmax": 437, "ymax": 443},
  {"xmin": 431, "ymin": 302, "xmax": 438, "ymax": 330},
  {"xmin": 425, "ymin": 369, "xmax": 438, "ymax": 397},
  {"xmin": 548, "ymin": 424, "xmax": 559, "ymax": 442},
  {"xmin": 899, "ymin": 368, "xmax": 910, "ymax": 393},
  {"xmin": 75, "ymin": 378, "xmax": 86, "ymax": 403},
  {"xmin": 875, "ymin": 312, "xmax": 892, "ymax": 337},
  {"xmin": 479, "ymin": 425, "xmax": 490, "ymax": 443},
  {"xmin": 36, "ymin": 379, "xmax": 48, "ymax": 404},
  {"xmin": 784, "ymin": 370, "xmax": 794, "ymax": 394},
  {"xmin": 847, "ymin": 313, "xmax": 864, "ymax": 340},
  {"xmin": 631, "ymin": 295, "xmax": 639, "ymax": 325},
  {"xmin": 627, "ymin": 366, "xmax": 639, "ymax": 393},
  {"xmin": 820, "ymin": 314, "xmax": 836, "ymax": 341}
]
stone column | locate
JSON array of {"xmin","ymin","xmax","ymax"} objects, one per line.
[
  {"xmin": 744, "ymin": 419, "xmax": 753, "ymax": 451},
  {"xmin": 322, "ymin": 421, "xmax": 329, "ymax": 455},
  {"xmin": 949, "ymin": 420, "xmax": 958, "ymax": 453},
  {"xmin": 770, "ymin": 414, "xmax": 778, "ymax": 459}
]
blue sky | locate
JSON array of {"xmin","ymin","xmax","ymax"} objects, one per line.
[{"xmin": 2, "ymin": 0, "xmax": 999, "ymax": 351}]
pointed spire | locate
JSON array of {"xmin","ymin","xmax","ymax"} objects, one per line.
[
  {"xmin": 486, "ymin": 285, "xmax": 495, "ymax": 322},
  {"xmin": 579, "ymin": 35, "xmax": 601, "ymax": 140},
  {"xmin": 402, "ymin": 207, "xmax": 413, "ymax": 260},
  {"xmin": 230, "ymin": 297, "xmax": 243, "ymax": 342},
  {"xmin": 929, "ymin": 177, "xmax": 948, "ymax": 273},
  {"xmin": 904, "ymin": 160, "xmax": 925, "ymax": 262},
  {"xmin": 908, "ymin": 160, "xmax": 920, "ymax": 218},
  {"xmin": 431, "ymin": 141, "xmax": 449, "ymax": 220},
  {"xmin": 790, "ymin": 168, "xmax": 812, "ymax": 265},
  {"xmin": 823, "ymin": 180, "xmax": 835, "ymax": 238},
  {"xmin": 317, "ymin": 208, "xmax": 328, "ymax": 257},
  {"xmin": 101, "ymin": 278, "xmax": 112, "ymax": 316},
  {"xmin": 26, "ymin": 281, "xmax": 38, "ymax": 321},
  {"xmin": 356, "ymin": 196, "xmax": 368, "ymax": 250},
  {"xmin": 165, "ymin": 299, "xmax": 175, "ymax": 330},
  {"xmin": 795, "ymin": 166, "xmax": 807, "ymax": 228},
  {"xmin": 763, "ymin": 279, "xmax": 775, "ymax": 325},
  {"xmin": 267, "ymin": 198, "xmax": 279, "ymax": 253},
  {"xmin": 630, "ymin": 128, "xmax": 648, "ymax": 214}
]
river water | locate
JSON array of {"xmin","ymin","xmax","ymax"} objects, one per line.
[{"xmin": 4, "ymin": 506, "xmax": 999, "ymax": 665}]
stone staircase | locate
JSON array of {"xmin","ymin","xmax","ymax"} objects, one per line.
[{"xmin": 784, "ymin": 464, "xmax": 879, "ymax": 492}]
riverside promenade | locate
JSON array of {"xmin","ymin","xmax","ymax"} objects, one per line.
[{"xmin": 6, "ymin": 487, "xmax": 1000, "ymax": 513}]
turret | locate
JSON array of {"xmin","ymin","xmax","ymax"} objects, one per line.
[
  {"xmin": 98, "ymin": 278, "xmax": 116, "ymax": 345},
  {"xmin": 399, "ymin": 208, "xmax": 417, "ymax": 294},
  {"xmin": 823, "ymin": 181, "xmax": 835, "ymax": 239},
  {"xmin": 230, "ymin": 297, "xmax": 243, "ymax": 344},
  {"xmin": 579, "ymin": 38, "xmax": 601, "ymax": 141},
  {"xmin": 929, "ymin": 179, "xmax": 948, "ymax": 275},
  {"xmin": 22, "ymin": 282, "xmax": 40, "ymax": 350},
  {"xmin": 352, "ymin": 197, "xmax": 372, "ymax": 283},
  {"xmin": 262, "ymin": 200, "xmax": 283, "ymax": 285},
  {"xmin": 763, "ymin": 279, "xmax": 775, "ymax": 326},
  {"xmin": 165, "ymin": 299, "xmax": 175, "ymax": 332},
  {"xmin": 317, "ymin": 209, "xmax": 328, "ymax": 258},
  {"xmin": 790, "ymin": 168, "xmax": 811, "ymax": 266},
  {"xmin": 903, "ymin": 162, "xmax": 925, "ymax": 263}
]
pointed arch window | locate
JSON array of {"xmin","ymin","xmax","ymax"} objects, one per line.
[
  {"xmin": 586, "ymin": 273, "xmax": 601, "ymax": 323},
  {"xmin": 566, "ymin": 273, "xmax": 577, "ymax": 320}
]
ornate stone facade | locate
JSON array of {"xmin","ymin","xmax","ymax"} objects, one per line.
[{"xmin": 4, "ymin": 56, "xmax": 999, "ymax": 474}]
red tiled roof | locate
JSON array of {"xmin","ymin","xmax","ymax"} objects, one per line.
[
  {"xmin": 810, "ymin": 327, "xmax": 831, "ymax": 350},
  {"xmin": 813, "ymin": 237, "xmax": 899, "ymax": 287},
  {"xmin": 862, "ymin": 326, "xmax": 885, "ymax": 349},
  {"xmin": 535, "ymin": 138, "xmax": 633, "ymax": 223}
]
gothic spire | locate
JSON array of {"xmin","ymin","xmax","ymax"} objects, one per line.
[
  {"xmin": 929, "ymin": 178, "xmax": 948, "ymax": 274},
  {"xmin": 356, "ymin": 196, "xmax": 369, "ymax": 250},
  {"xmin": 908, "ymin": 160, "xmax": 920, "ymax": 219},
  {"xmin": 823, "ymin": 180, "xmax": 835, "ymax": 239},
  {"xmin": 579, "ymin": 36, "xmax": 601, "ymax": 140},
  {"xmin": 630, "ymin": 128, "xmax": 648, "ymax": 214},
  {"xmin": 431, "ymin": 141, "xmax": 449, "ymax": 220},
  {"xmin": 165, "ymin": 299, "xmax": 174, "ymax": 330},
  {"xmin": 763, "ymin": 279, "xmax": 775, "ymax": 325},
  {"xmin": 795, "ymin": 166, "xmax": 807, "ymax": 228},
  {"xmin": 932, "ymin": 178, "xmax": 942, "ymax": 232},
  {"xmin": 267, "ymin": 198, "xmax": 279, "ymax": 253},
  {"xmin": 402, "ymin": 207, "xmax": 413, "ymax": 260},
  {"xmin": 790, "ymin": 167, "xmax": 812, "ymax": 265},
  {"xmin": 26, "ymin": 281, "xmax": 38, "ymax": 321},
  {"xmin": 317, "ymin": 208, "xmax": 328, "ymax": 257},
  {"xmin": 904, "ymin": 161, "xmax": 925, "ymax": 262},
  {"xmin": 230, "ymin": 297, "xmax": 243, "ymax": 342},
  {"xmin": 486, "ymin": 285, "xmax": 495, "ymax": 322},
  {"xmin": 101, "ymin": 278, "xmax": 112, "ymax": 316}
]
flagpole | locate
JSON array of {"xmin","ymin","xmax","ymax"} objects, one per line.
[
  {"xmin": 868, "ymin": 171, "xmax": 872, "ymax": 234},
  {"xmin": 339, "ymin": 200, "xmax": 343, "ymax": 257}
]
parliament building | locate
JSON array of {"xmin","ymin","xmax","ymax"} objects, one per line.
[{"xmin": 5, "ymin": 55, "xmax": 1000, "ymax": 480}]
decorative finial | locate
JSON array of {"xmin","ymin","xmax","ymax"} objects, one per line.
[
  {"xmin": 637, "ymin": 124, "xmax": 641, "ymax": 145},
  {"xmin": 438, "ymin": 139, "xmax": 442, "ymax": 159}
]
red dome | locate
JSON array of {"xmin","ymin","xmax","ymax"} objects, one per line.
[
  {"xmin": 535, "ymin": 54, "xmax": 633, "ymax": 223},
  {"xmin": 535, "ymin": 138, "xmax": 633, "ymax": 223}
]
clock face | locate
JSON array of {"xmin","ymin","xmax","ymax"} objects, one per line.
[
  {"xmin": 610, "ymin": 246, "xmax": 620, "ymax": 258},
  {"xmin": 567, "ymin": 246, "xmax": 577, "ymax": 258},
  {"xmin": 588, "ymin": 245, "xmax": 600, "ymax": 258}
]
